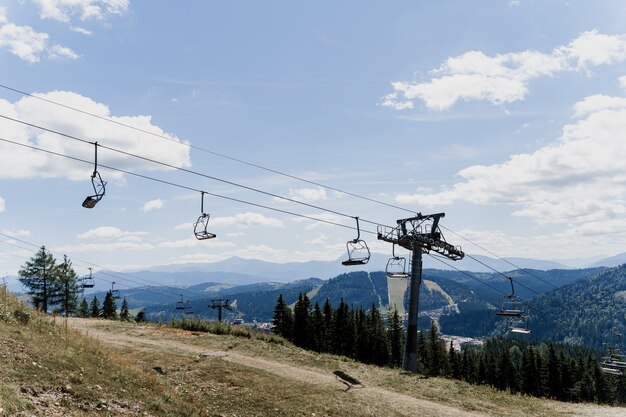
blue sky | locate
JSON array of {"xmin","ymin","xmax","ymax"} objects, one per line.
[{"xmin": 2, "ymin": 0, "xmax": 626, "ymax": 283}]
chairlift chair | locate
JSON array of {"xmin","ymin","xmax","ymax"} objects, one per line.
[
  {"xmin": 175, "ymin": 294, "xmax": 186, "ymax": 310},
  {"xmin": 111, "ymin": 282, "xmax": 120, "ymax": 300},
  {"xmin": 496, "ymin": 276, "xmax": 524, "ymax": 317},
  {"xmin": 184, "ymin": 303, "xmax": 193, "ymax": 315},
  {"xmin": 194, "ymin": 192, "xmax": 216, "ymax": 240},
  {"xmin": 342, "ymin": 217, "xmax": 370, "ymax": 266},
  {"xmin": 82, "ymin": 142, "xmax": 107, "ymax": 208},
  {"xmin": 81, "ymin": 267, "xmax": 95, "ymax": 289},
  {"xmin": 386, "ymin": 244, "xmax": 410, "ymax": 278},
  {"xmin": 509, "ymin": 316, "xmax": 531, "ymax": 335}
]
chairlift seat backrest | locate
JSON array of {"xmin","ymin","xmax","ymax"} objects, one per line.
[
  {"xmin": 194, "ymin": 213, "xmax": 216, "ymax": 240},
  {"xmin": 386, "ymin": 256, "xmax": 409, "ymax": 278},
  {"xmin": 342, "ymin": 239, "xmax": 370, "ymax": 266}
]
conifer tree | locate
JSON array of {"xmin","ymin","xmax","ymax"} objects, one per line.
[
  {"xmin": 272, "ymin": 294, "xmax": 293, "ymax": 339},
  {"xmin": 78, "ymin": 298, "xmax": 89, "ymax": 318},
  {"xmin": 307, "ymin": 302, "xmax": 326, "ymax": 352},
  {"xmin": 387, "ymin": 308, "xmax": 404, "ymax": 368},
  {"xmin": 522, "ymin": 346, "xmax": 539, "ymax": 396},
  {"xmin": 449, "ymin": 341, "xmax": 460, "ymax": 379},
  {"xmin": 367, "ymin": 304, "xmax": 390, "ymax": 366},
  {"xmin": 90, "ymin": 295, "xmax": 100, "ymax": 318},
  {"xmin": 102, "ymin": 290, "xmax": 117, "ymax": 319},
  {"xmin": 53, "ymin": 255, "xmax": 81, "ymax": 317},
  {"xmin": 120, "ymin": 298, "xmax": 130, "ymax": 321},
  {"xmin": 292, "ymin": 293, "xmax": 310, "ymax": 348},
  {"xmin": 18, "ymin": 246, "xmax": 58, "ymax": 313},
  {"xmin": 547, "ymin": 344, "xmax": 562, "ymax": 399},
  {"xmin": 332, "ymin": 298, "xmax": 351, "ymax": 356}
]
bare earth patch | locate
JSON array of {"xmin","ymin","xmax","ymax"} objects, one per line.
[{"xmin": 64, "ymin": 318, "xmax": 626, "ymax": 417}]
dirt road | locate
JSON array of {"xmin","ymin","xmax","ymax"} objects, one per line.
[{"xmin": 66, "ymin": 318, "xmax": 626, "ymax": 417}]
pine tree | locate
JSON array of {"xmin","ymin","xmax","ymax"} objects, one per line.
[
  {"xmin": 292, "ymin": 293, "xmax": 310, "ymax": 348},
  {"xmin": 387, "ymin": 308, "xmax": 404, "ymax": 368},
  {"xmin": 522, "ymin": 346, "xmax": 539, "ymax": 396},
  {"xmin": 449, "ymin": 341, "xmax": 460, "ymax": 379},
  {"xmin": 78, "ymin": 298, "xmax": 89, "ymax": 318},
  {"xmin": 308, "ymin": 302, "xmax": 326, "ymax": 352},
  {"xmin": 547, "ymin": 344, "xmax": 562, "ymax": 399},
  {"xmin": 102, "ymin": 291, "xmax": 117, "ymax": 319},
  {"xmin": 272, "ymin": 294, "xmax": 293, "ymax": 339},
  {"xmin": 120, "ymin": 298, "xmax": 130, "ymax": 321},
  {"xmin": 366, "ymin": 304, "xmax": 389, "ymax": 366},
  {"xmin": 90, "ymin": 295, "xmax": 100, "ymax": 318},
  {"xmin": 18, "ymin": 246, "xmax": 58, "ymax": 313},
  {"xmin": 53, "ymin": 255, "xmax": 81, "ymax": 317}
]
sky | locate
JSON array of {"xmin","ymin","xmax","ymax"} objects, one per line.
[{"xmin": 1, "ymin": 0, "xmax": 626, "ymax": 285}]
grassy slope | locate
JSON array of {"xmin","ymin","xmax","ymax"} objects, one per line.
[{"xmin": 1, "ymin": 291, "xmax": 625, "ymax": 417}]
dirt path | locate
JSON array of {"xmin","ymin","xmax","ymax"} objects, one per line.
[{"xmin": 66, "ymin": 319, "xmax": 626, "ymax": 417}]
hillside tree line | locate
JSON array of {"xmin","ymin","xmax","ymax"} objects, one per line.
[{"xmin": 273, "ymin": 293, "xmax": 626, "ymax": 405}]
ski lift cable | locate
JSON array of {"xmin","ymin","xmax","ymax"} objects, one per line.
[
  {"xmin": 0, "ymin": 83, "xmax": 416, "ymax": 215},
  {"xmin": 440, "ymin": 225, "xmax": 560, "ymax": 291},
  {"xmin": 0, "ymin": 95, "xmax": 568, "ymax": 292},
  {"xmin": 0, "ymin": 136, "xmax": 380, "ymax": 236},
  {"xmin": 0, "ymin": 83, "xmax": 570, "ymax": 286},
  {"xmin": 0, "ymin": 236, "xmax": 204, "ymax": 300},
  {"xmin": 0, "ymin": 114, "xmax": 383, "ymax": 229},
  {"xmin": 461, "ymin": 252, "xmax": 547, "ymax": 300},
  {"xmin": 426, "ymin": 253, "xmax": 507, "ymax": 296},
  {"xmin": 0, "ymin": 244, "xmax": 199, "ymax": 305}
]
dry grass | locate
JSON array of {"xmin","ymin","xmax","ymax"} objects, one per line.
[{"xmin": 1, "ymin": 288, "xmax": 625, "ymax": 417}]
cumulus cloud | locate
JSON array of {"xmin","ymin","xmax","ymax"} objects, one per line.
[
  {"xmin": 0, "ymin": 91, "xmax": 191, "ymax": 180},
  {"xmin": 383, "ymin": 30, "xmax": 626, "ymax": 111},
  {"xmin": 33, "ymin": 0, "xmax": 129, "ymax": 23},
  {"xmin": 210, "ymin": 212, "xmax": 284, "ymax": 229},
  {"xmin": 395, "ymin": 93, "xmax": 626, "ymax": 226},
  {"xmin": 286, "ymin": 187, "xmax": 327, "ymax": 202},
  {"xmin": 0, "ymin": 196, "xmax": 5, "ymax": 212},
  {"xmin": 0, "ymin": 6, "xmax": 78, "ymax": 63},
  {"xmin": 2, "ymin": 229, "xmax": 31, "ymax": 237},
  {"xmin": 77, "ymin": 226, "xmax": 147, "ymax": 240},
  {"xmin": 291, "ymin": 212, "xmax": 342, "ymax": 230},
  {"xmin": 141, "ymin": 198, "xmax": 164, "ymax": 212}
]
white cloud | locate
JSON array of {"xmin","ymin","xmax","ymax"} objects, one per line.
[
  {"xmin": 287, "ymin": 187, "xmax": 327, "ymax": 203},
  {"xmin": 210, "ymin": 212, "xmax": 284, "ymax": 229},
  {"xmin": 395, "ymin": 94, "xmax": 626, "ymax": 226},
  {"xmin": 141, "ymin": 198, "xmax": 164, "ymax": 212},
  {"xmin": 55, "ymin": 241, "xmax": 153, "ymax": 253},
  {"xmin": 291, "ymin": 212, "xmax": 342, "ymax": 230},
  {"xmin": 0, "ymin": 197, "xmax": 5, "ymax": 212},
  {"xmin": 620, "ymin": 76, "xmax": 626, "ymax": 90},
  {"xmin": 70, "ymin": 26, "xmax": 93, "ymax": 35},
  {"xmin": 383, "ymin": 30, "xmax": 626, "ymax": 111},
  {"xmin": 305, "ymin": 234, "xmax": 329, "ymax": 245},
  {"xmin": 2, "ymin": 228, "xmax": 30, "ymax": 237},
  {"xmin": 77, "ymin": 226, "xmax": 147, "ymax": 240},
  {"xmin": 33, "ymin": 0, "xmax": 130, "ymax": 23},
  {"xmin": 48, "ymin": 44, "xmax": 79, "ymax": 60},
  {"xmin": 158, "ymin": 239, "xmax": 235, "ymax": 249},
  {"xmin": 573, "ymin": 94, "xmax": 626, "ymax": 117},
  {"xmin": 0, "ymin": 91, "xmax": 191, "ymax": 180},
  {"xmin": 0, "ymin": 21, "xmax": 49, "ymax": 63},
  {"xmin": 0, "ymin": 7, "xmax": 79, "ymax": 63}
]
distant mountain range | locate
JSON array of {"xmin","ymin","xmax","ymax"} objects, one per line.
[{"xmin": 7, "ymin": 251, "xmax": 626, "ymax": 295}]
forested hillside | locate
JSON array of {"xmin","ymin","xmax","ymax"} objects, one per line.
[{"xmin": 529, "ymin": 265, "xmax": 626, "ymax": 350}]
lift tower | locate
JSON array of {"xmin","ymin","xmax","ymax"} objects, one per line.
[{"xmin": 378, "ymin": 212, "xmax": 464, "ymax": 373}]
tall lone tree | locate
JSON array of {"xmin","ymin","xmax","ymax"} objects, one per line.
[
  {"xmin": 120, "ymin": 298, "xmax": 130, "ymax": 321},
  {"xmin": 18, "ymin": 246, "xmax": 58, "ymax": 313},
  {"xmin": 53, "ymin": 255, "xmax": 81, "ymax": 317},
  {"xmin": 102, "ymin": 290, "xmax": 118, "ymax": 319},
  {"xmin": 90, "ymin": 295, "xmax": 100, "ymax": 318}
]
